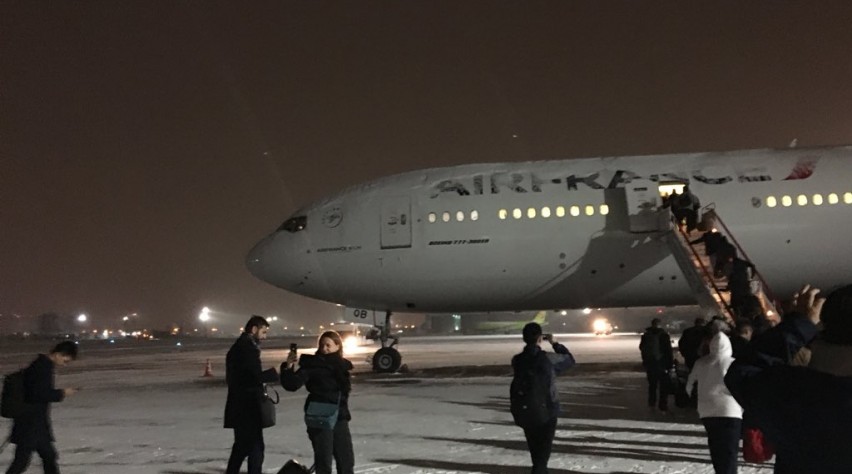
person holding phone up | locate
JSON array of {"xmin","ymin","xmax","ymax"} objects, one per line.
[{"xmin": 281, "ymin": 330, "xmax": 355, "ymax": 474}]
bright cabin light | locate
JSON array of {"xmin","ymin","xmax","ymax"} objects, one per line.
[
  {"xmin": 570, "ymin": 206, "xmax": 580, "ymax": 217},
  {"xmin": 470, "ymin": 210, "xmax": 479, "ymax": 221},
  {"xmin": 428, "ymin": 213, "xmax": 437, "ymax": 223},
  {"xmin": 77, "ymin": 314, "xmax": 87, "ymax": 323},
  {"xmin": 456, "ymin": 211, "xmax": 464, "ymax": 222},
  {"xmin": 556, "ymin": 206, "xmax": 565, "ymax": 217},
  {"xmin": 600, "ymin": 204, "xmax": 609, "ymax": 215},
  {"xmin": 585, "ymin": 205, "xmax": 594, "ymax": 216},
  {"xmin": 560, "ymin": 310, "xmax": 568, "ymax": 316},
  {"xmin": 442, "ymin": 212, "xmax": 450, "ymax": 223},
  {"xmin": 797, "ymin": 194, "xmax": 808, "ymax": 206},
  {"xmin": 766, "ymin": 196, "xmax": 777, "ymax": 208},
  {"xmin": 582, "ymin": 308, "xmax": 592, "ymax": 315},
  {"xmin": 513, "ymin": 208, "xmax": 522, "ymax": 219},
  {"xmin": 828, "ymin": 193, "xmax": 839, "ymax": 204},
  {"xmin": 527, "ymin": 208, "xmax": 536, "ymax": 219},
  {"xmin": 845, "ymin": 192, "xmax": 852, "ymax": 204},
  {"xmin": 498, "ymin": 209, "xmax": 508, "ymax": 220},
  {"xmin": 541, "ymin": 207, "xmax": 551, "ymax": 218},
  {"xmin": 813, "ymin": 194, "xmax": 824, "ymax": 206},
  {"xmin": 781, "ymin": 195, "xmax": 792, "ymax": 207}
]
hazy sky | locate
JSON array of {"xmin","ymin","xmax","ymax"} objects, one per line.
[{"xmin": 2, "ymin": 2, "xmax": 852, "ymax": 330}]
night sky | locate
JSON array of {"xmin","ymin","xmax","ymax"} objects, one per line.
[{"xmin": 3, "ymin": 2, "xmax": 852, "ymax": 331}]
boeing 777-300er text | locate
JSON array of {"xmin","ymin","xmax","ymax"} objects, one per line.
[{"xmin": 248, "ymin": 146, "xmax": 851, "ymax": 372}]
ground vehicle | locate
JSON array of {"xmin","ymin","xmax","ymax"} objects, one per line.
[{"xmin": 592, "ymin": 318, "xmax": 614, "ymax": 336}]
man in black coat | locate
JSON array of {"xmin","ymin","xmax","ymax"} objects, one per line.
[
  {"xmin": 640, "ymin": 318, "xmax": 674, "ymax": 411},
  {"xmin": 677, "ymin": 317, "xmax": 707, "ymax": 370},
  {"xmin": 6, "ymin": 341, "xmax": 78, "ymax": 474},
  {"xmin": 224, "ymin": 316, "xmax": 279, "ymax": 474}
]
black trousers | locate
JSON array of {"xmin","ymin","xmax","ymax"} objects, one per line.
[
  {"xmin": 702, "ymin": 417, "xmax": 741, "ymax": 474},
  {"xmin": 645, "ymin": 367, "xmax": 669, "ymax": 410},
  {"xmin": 308, "ymin": 420, "xmax": 354, "ymax": 474},
  {"xmin": 6, "ymin": 442, "xmax": 59, "ymax": 474},
  {"xmin": 226, "ymin": 425, "xmax": 265, "ymax": 474},
  {"xmin": 522, "ymin": 418, "xmax": 557, "ymax": 474}
]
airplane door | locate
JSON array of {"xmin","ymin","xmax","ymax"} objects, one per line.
[
  {"xmin": 626, "ymin": 180, "xmax": 665, "ymax": 232},
  {"xmin": 380, "ymin": 197, "xmax": 411, "ymax": 249}
]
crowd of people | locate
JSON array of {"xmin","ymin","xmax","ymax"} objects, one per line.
[
  {"xmin": 5, "ymin": 286, "xmax": 850, "ymax": 474},
  {"xmin": 645, "ymin": 283, "xmax": 852, "ymax": 474}
]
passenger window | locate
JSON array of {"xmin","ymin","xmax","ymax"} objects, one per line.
[
  {"xmin": 428, "ymin": 212, "xmax": 437, "ymax": 223},
  {"xmin": 279, "ymin": 216, "xmax": 307, "ymax": 233},
  {"xmin": 470, "ymin": 210, "xmax": 479, "ymax": 221},
  {"xmin": 498, "ymin": 209, "xmax": 508, "ymax": 220}
]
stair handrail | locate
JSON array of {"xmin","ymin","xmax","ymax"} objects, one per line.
[{"xmin": 700, "ymin": 204, "xmax": 778, "ymax": 310}]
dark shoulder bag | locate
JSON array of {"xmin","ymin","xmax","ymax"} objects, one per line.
[{"xmin": 261, "ymin": 384, "xmax": 279, "ymax": 428}]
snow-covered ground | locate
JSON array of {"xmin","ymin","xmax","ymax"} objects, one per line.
[{"xmin": 0, "ymin": 335, "xmax": 775, "ymax": 473}]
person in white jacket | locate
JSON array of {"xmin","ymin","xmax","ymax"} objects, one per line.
[{"xmin": 686, "ymin": 331, "xmax": 743, "ymax": 474}]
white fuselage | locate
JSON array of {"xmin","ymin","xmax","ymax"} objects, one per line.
[{"xmin": 247, "ymin": 146, "xmax": 851, "ymax": 313}]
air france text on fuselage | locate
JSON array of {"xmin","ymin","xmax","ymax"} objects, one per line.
[{"xmin": 429, "ymin": 165, "xmax": 810, "ymax": 199}]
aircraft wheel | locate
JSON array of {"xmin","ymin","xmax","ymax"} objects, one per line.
[{"xmin": 372, "ymin": 347, "xmax": 402, "ymax": 373}]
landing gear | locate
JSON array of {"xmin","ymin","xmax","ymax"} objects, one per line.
[
  {"xmin": 370, "ymin": 311, "xmax": 402, "ymax": 373},
  {"xmin": 372, "ymin": 347, "xmax": 402, "ymax": 373}
]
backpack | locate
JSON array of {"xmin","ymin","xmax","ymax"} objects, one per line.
[
  {"xmin": 1, "ymin": 370, "xmax": 27, "ymax": 419},
  {"xmin": 510, "ymin": 361, "xmax": 551, "ymax": 428}
]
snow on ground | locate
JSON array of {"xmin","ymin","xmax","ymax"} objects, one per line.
[{"xmin": 0, "ymin": 335, "xmax": 775, "ymax": 473}]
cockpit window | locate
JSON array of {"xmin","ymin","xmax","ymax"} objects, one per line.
[{"xmin": 279, "ymin": 216, "xmax": 307, "ymax": 233}]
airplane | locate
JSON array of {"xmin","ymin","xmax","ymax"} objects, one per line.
[
  {"xmin": 467, "ymin": 310, "xmax": 547, "ymax": 334},
  {"xmin": 247, "ymin": 145, "xmax": 852, "ymax": 372}
]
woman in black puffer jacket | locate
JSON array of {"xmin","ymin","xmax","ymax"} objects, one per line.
[{"xmin": 281, "ymin": 330, "xmax": 354, "ymax": 474}]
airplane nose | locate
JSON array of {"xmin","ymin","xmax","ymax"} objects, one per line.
[{"xmin": 246, "ymin": 235, "xmax": 276, "ymax": 283}]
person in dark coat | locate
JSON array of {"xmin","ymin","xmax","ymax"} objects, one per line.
[
  {"xmin": 640, "ymin": 318, "xmax": 674, "ymax": 411},
  {"xmin": 725, "ymin": 284, "xmax": 852, "ymax": 473},
  {"xmin": 6, "ymin": 341, "xmax": 78, "ymax": 474},
  {"xmin": 224, "ymin": 315, "xmax": 279, "ymax": 474},
  {"xmin": 678, "ymin": 317, "xmax": 707, "ymax": 370},
  {"xmin": 690, "ymin": 230, "xmax": 724, "ymax": 270},
  {"xmin": 281, "ymin": 330, "xmax": 355, "ymax": 474},
  {"xmin": 511, "ymin": 322, "xmax": 575, "ymax": 474},
  {"xmin": 729, "ymin": 318, "xmax": 753, "ymax": 359}
]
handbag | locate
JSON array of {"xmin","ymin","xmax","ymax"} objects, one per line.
[
  {"xmin": 260, "ymin": 385, "xmax": 279, "ymax": 429},
  {"xmin": 304, "ymin": 394, "xmax": 340, "ymax": 430},
  {"xmin": 743, "ymin": 427, "xmax": 775, "ymax": 463}
]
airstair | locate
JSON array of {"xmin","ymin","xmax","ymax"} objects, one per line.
[{"xmin": 664, "ymin": 206, "xmax": 779, "ymax": 322}]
